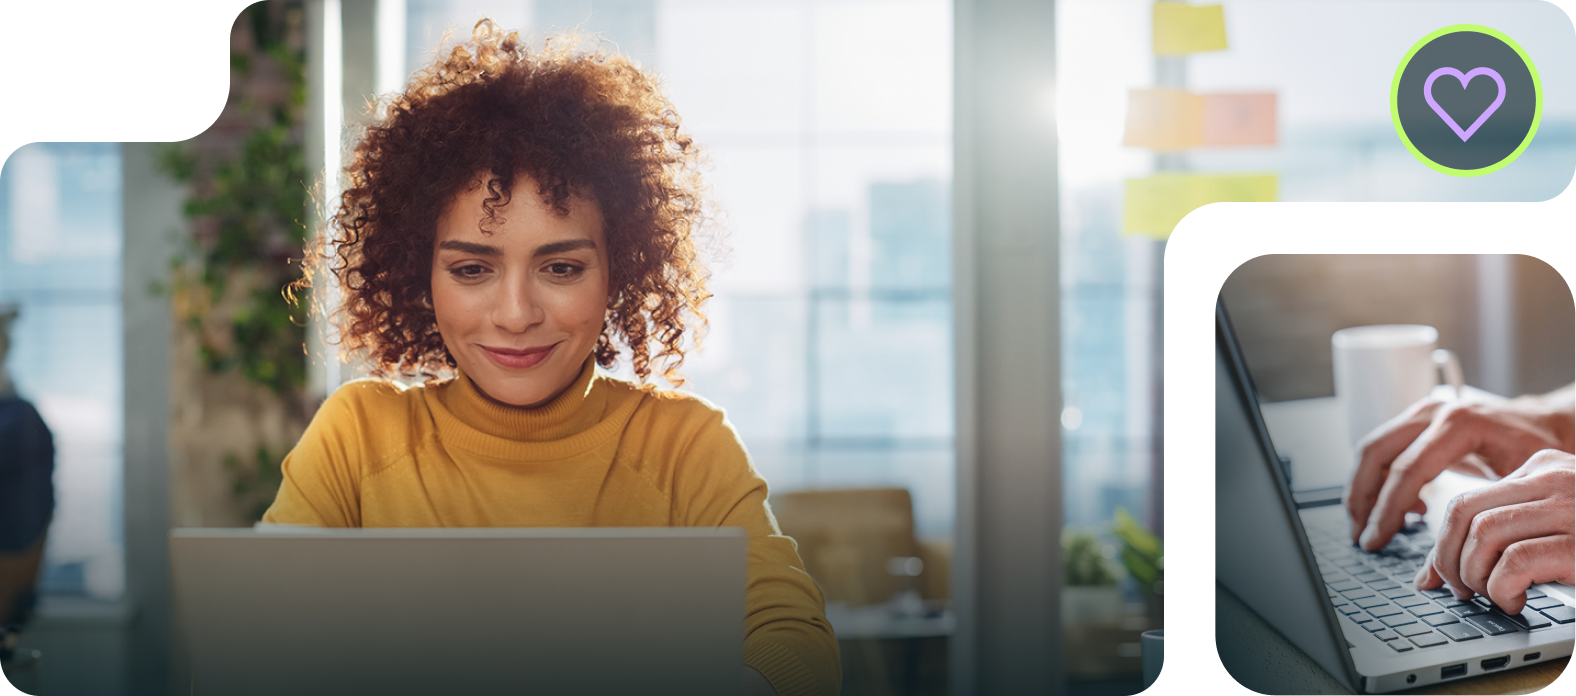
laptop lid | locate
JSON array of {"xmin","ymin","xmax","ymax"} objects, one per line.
[
  {"xmin": 172, "ymin": 527, "xmax": 746, "ymax": 696},
  {"xmin": 1216, "ymin": 299, "xmax": 1363, "ymax": 691}
]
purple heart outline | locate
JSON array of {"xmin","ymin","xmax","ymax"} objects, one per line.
[{"xmin": 1424, "ymin": 67, "xmax": 1506, "ymax": 142}]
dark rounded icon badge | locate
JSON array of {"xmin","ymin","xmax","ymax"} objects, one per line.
[{"xmin": 1392, "ymin": 25, "xmax": 1542, "ymax": 177}]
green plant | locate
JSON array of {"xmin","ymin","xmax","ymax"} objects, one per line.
[
  {"xmin": 157, "ymin": 1, "xmax": 308, "ymax": 521},
  {"xmin": 1063, "ymin": 530, "xmax": 1118, "ymax": 586},
  {"xmin": 1114, "ymin": 507, "xmax": 1163, "ymax": 595}
]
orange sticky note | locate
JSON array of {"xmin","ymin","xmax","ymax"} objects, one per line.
[
  {"xmin": 1123, "ymin": 89, "xmax": 1204, "ymax": 150},
  {"xmin": 1202, "ymin": 93, "xmax": 1277, "ymax": 146}
]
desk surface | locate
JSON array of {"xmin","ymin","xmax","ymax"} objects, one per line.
[{"xmin": 1222, "ymin": 385, "xmax": 1569, "ymax": 689}]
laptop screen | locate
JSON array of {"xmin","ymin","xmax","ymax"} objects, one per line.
[{"xmin": 1216, "ymin": 299, "xmax": 1361, "ymax": 690}]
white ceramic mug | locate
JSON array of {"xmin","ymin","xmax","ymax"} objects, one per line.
[
  {"xmin": 1141, "ymin": 629, "xmax": 1163, "ymax": 688},
  {"xmin": 1332, "ymin": 324, "xmax": 1463, "ymax": 448}
]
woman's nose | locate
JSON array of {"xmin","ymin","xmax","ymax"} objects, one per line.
[{"xmin": 492, "ymin": 276, "xmax": 545, "ymax": 333}]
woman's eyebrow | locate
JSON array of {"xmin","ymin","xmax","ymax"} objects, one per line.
[{"xmin": 437, "ymin": 239, "xmax": 595, "ymax": 256}]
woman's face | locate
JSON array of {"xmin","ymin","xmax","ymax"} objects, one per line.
[{"xmin": 431, "ymin": 176, "xmax": 609, "ymax": 408}]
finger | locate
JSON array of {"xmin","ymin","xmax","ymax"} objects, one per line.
[
  {"xmin": 1445, "ymin": 453, "xmax": 1498, "ymax": 480},
  {"xmin": 1409, "ymin": 499, "xmax": 1427, "ymax": 515},
  {"xmin": 1414, "ymin": 552, "xmax": 1445, "ymax": 590},
  {"xmin": 1437, "ymin": 472, "xmax": 1544, "ymax": 604},
  {"xmin": 1361, "ymin": 406, "xmax": 1486, "ymax": 551},
  {"xmin": 1485, "ymin": 534, "xmax": 1576, "ymax": 614},
  {"xmin": 1345, "ymin": 400, "xmax": 1442, "ymax": 543}
]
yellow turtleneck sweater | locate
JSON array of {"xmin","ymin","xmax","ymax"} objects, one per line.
[{"xmin": 262, "ymin": 357, "xmax": 840, "ymax": 695}]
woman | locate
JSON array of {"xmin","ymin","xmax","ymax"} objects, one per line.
[{"xmin": 265, "ymin": 21, "xmax": 839, "ymax": 696}]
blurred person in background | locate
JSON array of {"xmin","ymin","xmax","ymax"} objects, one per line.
[{"xmin": 0, "ymin": 304, "xmax": 55, "ymax": 642}]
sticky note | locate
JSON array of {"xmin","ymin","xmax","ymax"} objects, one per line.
[
  {"xmin": 1122, "ymin": 173, "xmax": 1277, "ymax": 239},
  {"xmin": 1153, "ymin": 3, "xmax": 1228, "ymax": 55},
  {"xmin": 1202, "ymin": 93, "xmax": 1277, "ymax": 146},
  {"xmin": 1123, "ymin": 89, "xmax": 1205, "ymax": 150},
  {"xmin": 1125, "ymin": 91, "xmax": 1277, "ymax": 149}
]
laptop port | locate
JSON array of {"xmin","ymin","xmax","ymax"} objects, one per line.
[
  {"xmin": 1525, "ymin": 652, "xmax": 1541, "ymax": 662},
  {"xmin": 1442, "ymin": 664, "xmax": 1467, "ymax": 679},
  {"xmin": 1481, "ymin": 656, "xmax": 1510, "ymax": 671}
]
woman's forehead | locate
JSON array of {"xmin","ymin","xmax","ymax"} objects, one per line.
[{"xmin": 435, "ymin": 176, "xmax": 604, "ymax": 247}]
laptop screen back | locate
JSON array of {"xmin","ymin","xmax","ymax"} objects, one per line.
[
  {"xmin": 1216, "ymin": 301, "xmax": 1360, "ymax": 690},
  {"xmin": 172, "ymin": 527, "xmax": 746, "ymax": 696}
]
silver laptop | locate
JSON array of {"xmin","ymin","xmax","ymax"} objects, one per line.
[
  {"xmin": 171, "ymin": 527, "xmax": 746, "ymax": 696},
  {"xmin": 1216, "ymin": 300, "xmax": 1574, "ymax": 692}
]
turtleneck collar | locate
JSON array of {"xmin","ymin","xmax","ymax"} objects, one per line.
[{"xmin": 437, "ymin": 355, "xmax": 609, "ymax": 442}]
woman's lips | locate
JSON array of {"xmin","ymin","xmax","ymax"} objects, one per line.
[{"xmin": 479, "ymin": 343, "xmax": 555, "ymax": 370}]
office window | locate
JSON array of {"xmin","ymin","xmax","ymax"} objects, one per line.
[
  {"xmin": 1057, "ymin": 0, "xmax": 1158, "ymax": 535},
  {"xmin": 397, "ymin": 0, "xmax": 956, "ymax": 537},
  {"xmin": 1057, "ymin": 0, "xmax": 1576, "ymax": 536},
  {"xmin": 0, "ymin": 142, "xmax": 125, "ymax": 600}
]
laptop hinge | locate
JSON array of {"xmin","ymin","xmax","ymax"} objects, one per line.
[{"xmin": 1294, "ymin": 486, "xmax": 1345, "ymax": 509}]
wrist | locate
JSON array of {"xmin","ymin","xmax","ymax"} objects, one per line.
[{"xmin": 1518, "ymin": 388, "xmax": 1576, "ymax": 452}]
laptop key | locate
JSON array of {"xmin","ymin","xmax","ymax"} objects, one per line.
[
  {"xmin": 1396, "ymin": 623, "xmax": 1433, "ymax": 638},
  {"xmin": 1526, "ymin": 596, "xmax": 1562, "ymax": 611},
  {"xmin": 1380, "ymin": 614, "xmax": 1419, "ymax": 628},
  {"xmin": 1437, "ymin": 598, "xmax": 1470, "ymax": 609},
  {"xmin": 1451, "ymin": 604, "xmax": 1489, "ymax": 617},
  {"xmin": 1341, "ymin": 588, "xmax": 1376, "ymax": 601},
  {"xmin": 1422, "ymin": 614, "xmax": 1459, "ymax": 627},
  {"xmin": 1387, "ymin": 640, "xmax": 1413, "ymax": 652},
  {"xmin": 1328, "ymin": 580, "xmax": 1361, "ymax": 592},
  {"xmin": 1421, "ymin": 588, "xmax": 1453, "ymax": 599},
  {"xmin": 1337, "ymin": 604, "xmax": 1364, "ymax": 616},
  {"xmin": 1409, "ymin": 632, "xmax": 1448, "ymax": 648},
  {"xmin": 1369, "ymin": 580, "xmax": 1401, "ymax": 591},
  {"xmin": 1464, "ymin": 614, "xmax": 1517, "ymax": 636},
  {"xmin": 1365, "ymin": 604, "xmax": 1402, "ymax": 617},
  {"xmin": 1362, "ymin": 621, "xmax": 1386, "ymax": 633},
  {"xmin": 1395, "ymin": 596, "xmax": 1432, "ymax": 609},
  {"xmin": 1354, "ymin": 572, "xmax": 1385, "ymax": 583},
  {"xmin": 1355, "ymin": 597, "xmax": 1390, "ymax": 609},
  {"xmin": 1539, "ymin": 605, "xmax": 1574, "ymax": 624},
  {"xmin": 1526, "ymin": 589, "xmax": 1546, "ymax": 599},
  {"xmin": 1436, "ymin": 623, "xmax": 1483, "ymax": 642},
  {"xmin": 1373, "ymin": 629, "xmax": 1399, "ymax": 641},
  {"xmin": 1508, "ymin": 608, "xmax": 1551, "ymax": 630},
  {"xmin": 1407, "ymin": 604, "xmax": 1443, "ymax": 618}
]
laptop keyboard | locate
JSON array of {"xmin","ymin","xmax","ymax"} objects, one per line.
[{"xmin": 1305, "ymin": 522, "xmax": 1573, "ymax": 654}]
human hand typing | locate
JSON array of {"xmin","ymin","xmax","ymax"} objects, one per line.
[
  {"xmin": 1343, "ymin": 386, "xmax": 1574, "ymax": 553},
  {"xmin": 1413, "ymin": 450, "xmax": 1575, "ymax": 613}
]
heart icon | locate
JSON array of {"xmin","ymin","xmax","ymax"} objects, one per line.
[{"xmin": 1424, "ymin": 67, "xmax": 1505, "ymax": 142}]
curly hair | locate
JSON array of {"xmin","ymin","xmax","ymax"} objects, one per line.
[{"xmin": 305, "ymin": 20, "xmax": 712, "ymax": 385}]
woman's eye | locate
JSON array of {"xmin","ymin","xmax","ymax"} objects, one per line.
[{"xmin": 447, "ymin": 262, "xmax": 583, "ymax": 280}]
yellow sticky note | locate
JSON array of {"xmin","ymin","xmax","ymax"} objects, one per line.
[
  {"xmin": 1201, "ymin": 93, "xmax": 1277, "ymax": 147},
  {"xmin": 1123, "ymin": 89, "xmax": 1205, "ymax": 150},
  {"xmin": 1122, "ymin": 173, "xmax": 1277, "ymax": 239},
  {"xmin": 1153, "ymin": 3, "xmax": 1228, "ymax": 56}
]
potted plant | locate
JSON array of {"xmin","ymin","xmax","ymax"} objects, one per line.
[
  {"xmin": 1114, "ymin": 507, "xmax": 1164, "ymax": 625},
  {"xmin": 1062, "ymin": 529, "xmax": 1121, "ymax": 627}
]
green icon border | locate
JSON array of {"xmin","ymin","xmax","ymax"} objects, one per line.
[{"xmin": 1390, "ymin": 24, "xmax": 1543, "ymax": 177}]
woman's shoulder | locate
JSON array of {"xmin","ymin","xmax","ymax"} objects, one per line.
[
  {"xmin": 321, "ymin": 377, "xmax": 425, "ymax": 411},
  {"xmin": 598, "ymin": 370, "xmax": 721, "ymax": 412},
  {"xmin": 604, "ymin": 375, "xmax": 729, "ymax": 427}
]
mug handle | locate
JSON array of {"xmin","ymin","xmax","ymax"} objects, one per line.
[{"xmin": 1432, "ymin": 348, "xmax": 1463, "ymax": 399}]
